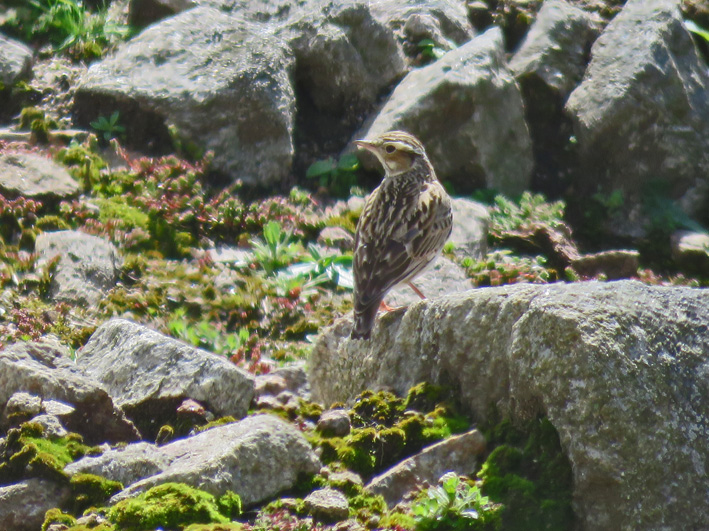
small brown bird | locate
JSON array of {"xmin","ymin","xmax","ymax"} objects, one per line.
[{"xmin": 351, "ymin": 131, "xmax": 453, "ymax": 340}]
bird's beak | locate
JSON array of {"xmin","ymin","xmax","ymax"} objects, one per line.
[{"xmin": 354, "ymin": 139, "xmax": 376, "ymax": 153}]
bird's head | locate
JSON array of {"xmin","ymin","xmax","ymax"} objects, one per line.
[{"xmin": 355, "ymin": 131, "xmax": 429, "ymax": 177}]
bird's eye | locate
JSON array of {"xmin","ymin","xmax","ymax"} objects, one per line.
[{"xmin": 385, "ymin": 145, "xmax": 396, "ymax": 154}]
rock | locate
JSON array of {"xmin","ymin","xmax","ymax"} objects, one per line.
[
  {"xmin": 111, "ymin": 414, "xmax": 321, "ymax": 507},
  {"xmin": 510, "ymin": 0, "xmax": 599, "ymax": 99},
  {"xmin": 509, "ymin": 0, "xmax": 599, "ymax": 195},
  {"xmin": 256, "ymin": 362, "xmax": 310, "ymax": 399},
  {"xmin": 571, "ymin": 249, "xmax": 640, "ymax": 280},
  {"xmin": 310, "ymin": 280, "xmax": 709, "ymax": 529},
  {"xmin": 0, "ymin": 34, "xmax": 33, "ymax": 86},
  {"xmin": 0, "ymin": 341, "xmax": 139, "ymax": 444},
  {"xmin": 76, "ymin": 318, "xmax": 255, "ymax": 439},
  {"xmin": 65, "ymin": 442, "xmax": 170, "ymax": 486},
  {"xmin": 671, "ymin": 231, "xmax": 709, "ymax": 275},
  {"xmin": 2, "ymin": 392, "xmax": 42, "ymax": 425},
  {"xmin": 316, "ymin": 408, "xmax": 351, "ymax": 437},
  {"xmin": 0, "ymin": 479, "xmax": 71, "ymax": 531},
  {"xmin": 0, "ymin": 152, "xmax": 80, "ymax": 201},
  {"xmin": 356, "ymin": 27, "xmax": 532, "ymax": 196},
  {"xmin": 41, "ymin": 399, "xmax": 75, "ymax": 417},
  {"xmin": 317, "ymin": 227, "xmax": 354, "ymax": 251},
  {"xmin": 74, "ymin": 7, "xmax": 295, "ymax": 187},
  {"xmin": 35, "ymin": 231, "xmax": 122, "ymax": 307},
  {"xmin": 366, "ymin": 429, "xmax": 486, "ymax": 507},
  {"xmin": 129, "ymin": 0, "xmax": 197, "ymax": 28},
  {"xmin": 386, "ymin": 256, "xmax": 472, "ymax": 308},
  {"xmin": 565, "ymin": 0, "xmax": 709, "ymax": 237},
  {"xmin": 304, "ymin": 487, "xmax": 350, "ymax": 522},
  {"xmin": 0, "ymin": 35, "xmax": 33, "ymax": 123},
  {"xmin": 254, "ymin": 374, "xmax": 289, "ymax": 398},
  {"xmin": 449, "ymin": 198, "xmax": 489, "ymax": 260},
  {"xmin": 369, "ymin": 0, "xmax": 474, "ymax": 51},
  {"xmin": 30, "ymin": 414, "xmax": 68, "ymax": 438}
]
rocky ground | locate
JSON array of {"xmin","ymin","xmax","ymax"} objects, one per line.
[{"xmin": 0, "ymin": 0, "xmax": 708, "ymax": 530}]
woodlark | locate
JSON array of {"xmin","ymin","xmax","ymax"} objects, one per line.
[{"xmin": 350, "ymin": 131, "xmax": 453, "ymax": 340}]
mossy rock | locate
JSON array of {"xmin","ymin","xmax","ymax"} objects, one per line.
[
  {"xmin": 69, "ymin": 473, "xmax": 123, "ymax": 514},
  {"xmin": 479, "ymin": 417, "xmax": 574, "ymax": 530},
  {"xmin": 107, "ymin": 482, "xmax": 241, "ymax": 530},
  {"xmin": 42, "ymin": 508, "xmax": 76, "ymax": 531}
]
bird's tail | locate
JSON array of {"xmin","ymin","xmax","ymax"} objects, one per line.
[{"xmin": 350, "ymin": 301, "xmax": 380, "ymax": 340}]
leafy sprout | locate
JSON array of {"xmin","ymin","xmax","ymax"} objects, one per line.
[
  {"xmin": 685, "ymin": 20, "xmax": 709, "ymax": 43},
  {"xmin": 306, "ymin": 153, "xmax": 360, "ymax": 197},
  {"xmin": 412, "ymin": 472, "xmax": 501, "ymax": 530},
  {"xmin": 250, "ymin": 221, "xmax": 303, "ymax": 275},
  {"xmin": 417, "ymin": 38, "xmax": 446, "ymax": 60},
  {"xmin": 90, "ymin": 111, "xmax": 126, "ymax": 143}
]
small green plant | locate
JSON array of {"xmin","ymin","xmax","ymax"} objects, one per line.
[
  {"xmin": 306, "ymin": 153, "xmax": 360, "ymax": 197},
  {"xmin": 412, "ymin": 473, "xmax": 501, "ymax": 530},
  {"xmin": 90, "ymin": 111, "xmax": 126, "ymax": 143},
  {"xmin": 417, "ymin": 38, "xmax": 446, "ymax": 60},
  {"xmin": 167, "ymin": 309, "xmax": 249, "ymax": 357},
  {"xmin": 0, "ymin": 0, "xmax": 131, "ymax": 60},
  {"xmin": 251, "ymin": 221, "xmax": 303, "ymax": 274},
  {"xmin": 686, "ymin": 20, "xmax": 709, "ymax": 43},
  {"xmin": 462, "ymin": 250, "xmax": 553, "ymax": 286},
  {"xmin": 489, "ymin": 192, "xmax": 566, "ymax": 238}
]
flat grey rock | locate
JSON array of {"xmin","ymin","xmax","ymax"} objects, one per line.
[
  {"xmin": 386, "ymin": 256, "xmax": 472, "ymax": 308},
  {"xmin": 0, "ymin": 479, "xmax": 71, "ymax": 531},
  {"xmin": 65, "ymin": 442, "xmax": 170, "ymax": 486},
  {"xmin": 111, "ymin": 414, "xmax": 321, "ymax": 507},
  {"xmin": 76, "ymin": 318, "xmax": 255, "ymax": 435},
  {"xmin": 367, "ymin": 429, "xmax": 486, "ymax": 507},
  {"xmin": 0, "ymin": 152, "xmax": 80, "ymax": 201},
  {"xmin": 0, "ymin": 340, "xmax": 139, "ymax": 444},
  {"xmin": 311, "ymin": 280, "xmax": 709, "ymax": 529},
  {"xmin": 449, "ymin": 197, "xmax": 489, "ymax": 260},
  {"xmin": 357, "ymin": 27, "xmax": 532, "ymax": 196},
  {"xmin": 35, "ymin": 230, "xmax": 122, "ymax": 307}
]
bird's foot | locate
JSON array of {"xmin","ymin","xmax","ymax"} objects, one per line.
[{"xmin": 408, "ymin": 282, "xmax": 427, "ymax": 300}]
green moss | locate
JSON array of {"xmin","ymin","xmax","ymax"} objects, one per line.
[
  {"xmin": 193, "ymin": 416, "xmax": 237, "ymax": 434},
  {"xmin": 185, "ymin": 524, "xmax": 246, "ymax": 531},
  {"xmin": 35, "ymin": 215, "xmax": 71, "ymax": 232},
  {"xmin": 478, "ymin": 417, "xmax": 574, "ymax": 531},
  {"xmin": 42, "ymin": 508, "xmax": 76, "ymax": 531},
  {"xmin": 107, "ymin": 483, "xmax": 241, "ymax": 530},
  {"xmin": 404, "ymin": 382, "xmax": 447, "ymax": 412},
  {"xmin": 351, "ymin": 390, "xmax": 405, "ymax": 427},
  {"xmin": 155, "ymin": 425, "xmax": 175, "ymax": 445},
  {"xmin": 297, "ymin": 400, "xmax": 323, "ymax": 422},
  {"xmin": 69, "ymin": 473, "xmax": 123, "ymax": 514},
  {"xmin": 95, "ymin": 197, "xmax": 150, "ymax": 230}
]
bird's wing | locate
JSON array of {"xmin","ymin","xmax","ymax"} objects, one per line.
[{"xmin": 354, "ymin": 181, "xmax": 451, "ymax": 310}]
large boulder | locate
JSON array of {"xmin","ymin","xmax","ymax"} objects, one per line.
[
  {"xmin": 76, "ymin": 319, "xmax": 255, "ymax": 438},
  {"xmin": 0, "ymin": 341, "xmax": 139, "ymax": 444},
  {"xmin": 0, "ymin": 34, "xmax": 32, "ymax": 87},
  {"xmin": 356, "ymin": 27, "xmax": 533, "ymax": 196},
  {"xmin": 73, "ymin": 7, "xmax": 296, "ymax": 187},
  {"xmin": 309, "ymin": 280, "xmax": 709, "ymax": 530},
  {"xmin": 107, "ymin": 414, "xmax": 321, "ymax": 507},
  {"xmin": 35, "ymin": 231, "xmax": 122, "ymax": 307},
  {"xmin": 565, "ymin": 0, "xmax": 709, "ymax": 236}
]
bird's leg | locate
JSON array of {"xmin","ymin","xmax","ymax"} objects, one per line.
[
  {"xmin": 408, "ymin": 282, "xmax": 426, "ymax": 300},
  {"xmin": 379, "ymin": 300, "xmax": 396, "ymax": 312}
]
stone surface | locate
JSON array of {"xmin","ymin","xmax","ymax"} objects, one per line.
[
  {"xmin": 304, "ymin": 488, "xmax": 350, "ymax": 522},
  {"xmin": 310, "ymin": 280, "xmax": 709, "ymax": 530},
  {"xmin": 129, "ymin": 0, "xmax": 197, "ymax": 28},
  {"xmin": 30, "ymin": 414, "xmax": 68, "ymax": 438},
  {"xmin": 671, "ymin": 231, "xmax": 709, "ymax": 275},
  {"xmin": 571, "ymin": 249, "xmax": 640, "ymax": 280},
  {"xmin": 316, "ymin": 408, "xmax": 351, "ymax": 437},
  {"xmin": 366, "ymin": 429, "xmax": 486, "ymax": 507},
  {"xmin": 65, "ymin": 442, "xmax": 170, "ymax": 486},
  {"xmin": 357, "ymin": 27, "xmax": 533, "ymax": 196},
  {"xmin": 510, "ymin": 0, "xmax": 599, "ymax": 98},
  {"xmin": 111, "ymin": 414, "xmax": 321, "ymax": 507},
  {"xmin": 449, "ymin": 198, "xmax": 489, "ymax": 260},
  {"xmin": 565, "ymin": 0, "xmax": 709, "ymax": 237},
  {"xmin": 74, "ymin": 7, "xmax": 295, "ymax": 187},
  {"xmin": 0, "ymin": 340, "xmax": 139, "ymax": 444},
  {"xmin": 2, "ymin": 392, "xmax": 42, "ymax": 424},
  {"xmin": 0, "ymin": 34, "xmax": 32, "ymax": 86},
  {"xmin": 0, "ymin": 479, "xmax": 71, "ymax": 531},
  {"xmin": 76, "ymin": 319, "xmax": 254, "ymax": 437},
  {"xmin": 386, "ymin": 256, "xmax": 472, "ymax": 308},
  {"xmin": 35, "ymin": 230, "xmax": 122, "ymax": 307},
  {"xmin": 0, "ymin": 152, "xmax": 80, "ymax": 201}
]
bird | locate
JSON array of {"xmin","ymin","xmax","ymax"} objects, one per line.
[{"xmin": 350, "ymin": 131, "xmax": 453, "ymax": 340}]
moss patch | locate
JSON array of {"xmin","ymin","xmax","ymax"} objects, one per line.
[{"xmin": 478, "ymin": 417, "xmax": 574, "ymax": 530}]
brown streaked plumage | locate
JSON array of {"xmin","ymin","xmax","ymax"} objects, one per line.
[{"xmin": 350, "ymin": 131, "xmax": 453, "ymax": 340}]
